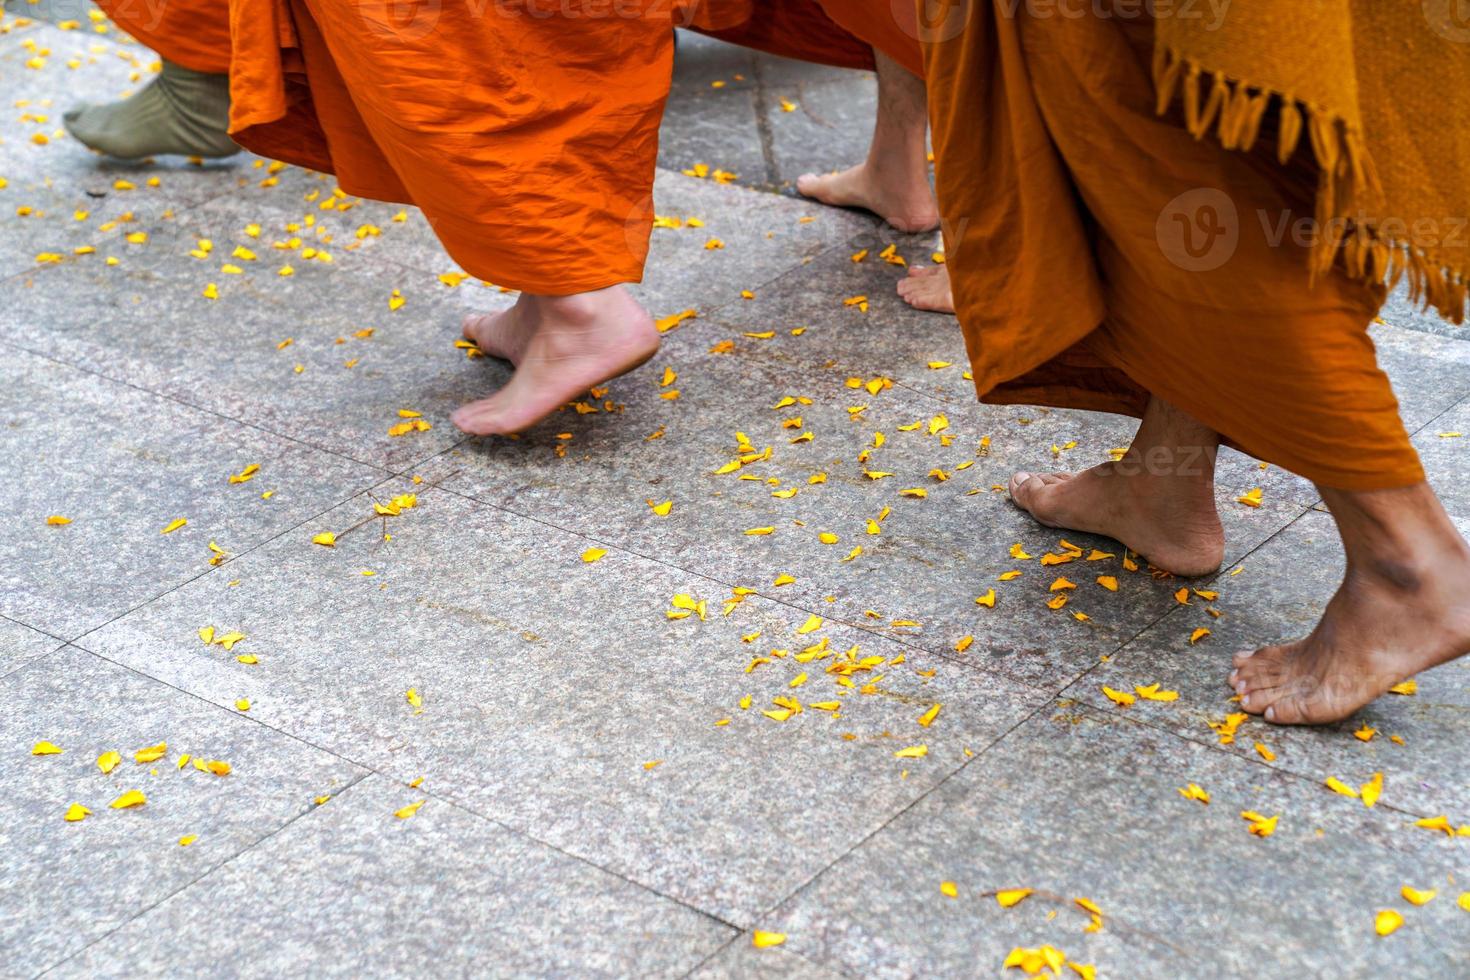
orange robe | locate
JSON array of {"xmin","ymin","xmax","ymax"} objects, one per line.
[
  {"xmin": 94, "ymin": 0, "xmax": 231, "ymax": 74},
  {"xmin": 924, "ymin": 5, "xmax": 1423, "ymax": 491},
  {"xmin": 222, "ymin": 0, "xmax": 905, "ymax": 296}
]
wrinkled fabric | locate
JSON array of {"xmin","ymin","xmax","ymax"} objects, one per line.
[
  {"xmin": 224, "ymin": 0, "xmax": 896, "ymax": 293},
  {"xmin": 925, "ymin": 4, "xmax": 1424, "ymax": 491},
  {"xmin": 95, "ymin": 0, "xmax": 232, "ymax": 74}
]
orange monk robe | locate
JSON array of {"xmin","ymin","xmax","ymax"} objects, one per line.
[
  {"xmin": 225, "ymin": 0, "xmax": 888, "ymax": 296},
  {"xmin": 811, "ymin": 0, "xmax": 922, "ymax": 77},
  {"xmin": 93, "ymin": 0, "xmax": 231, "ymax": 74},
  {"xmin": 924, "ymin": 6, "xmax": 1423, "ymax": 491},
  {"xmin": 699, "ymin": 0, "xmax": 923, "ymax": 78}
]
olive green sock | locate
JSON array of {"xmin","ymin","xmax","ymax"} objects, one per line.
[{"xmin": 63, "ymin": 59, "xmax": 238, "ymax": 160}]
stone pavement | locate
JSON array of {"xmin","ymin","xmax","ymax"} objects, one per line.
[{"xmin": 3, "ymin": 9, "xmax": 1469, "ymax": 978}]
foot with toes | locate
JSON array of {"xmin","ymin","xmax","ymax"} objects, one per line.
[
  {"xmin": 451, "ymin": 286, "xmax": 659, "ymax": 436},
  {"xmin": 896, "ymin": 264, "xmax": 954, "ymax": 313}
]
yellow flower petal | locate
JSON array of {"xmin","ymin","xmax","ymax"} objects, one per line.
[
  {"xmin": 110, "ymin": 789, "xmax": 146, "ymax": 809},
  {"xmin": 1375, "ymin": 909, "xmax": 1404, "ymax": 936},
  {"xmin": 996, "ymin": 888, "xmax": 1034, "ymax": 908}
]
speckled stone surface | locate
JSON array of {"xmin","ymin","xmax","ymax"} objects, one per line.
[
  {"xmin": 423, "ymin": 339, "xmax": 1309, "ymax": 692},
  {"xmin": 0, "ymin": 614, "xmax": 62, "ymax": 679},
  {"xmin": 49, "ymin": 775, "xmax": 733, "ymax": 979},
  {"xmin": 3, "ymin": 13, "xmax": 1469, "ymax": 977},
  {"xmin": 1415, "ymin": 395, "xmax": 1470, "ymax": 521},
  {"xmin": 688, "ymin": 938, "xmax": 850, "ymax": 980},
  {"xmin": 0, "ymin": 646, "xmax": 367, "ymax": 975},
  {"xmin": 78, "ymin": 483, "xmax": 1053, "ymax": 924},
  {"xmin": 756, "ymin": 704, "xmax": 1470, "ymax": 978},
  {"xmin": 0, "ymin": 349, "xmax": 382, "ymax": 639},
  {"xmin": 1073, "ymin": 510, "xmax": 1470, "ymax": 818}
]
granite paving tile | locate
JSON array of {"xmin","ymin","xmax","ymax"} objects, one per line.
[
  {"xmin": 1379, "ymin": 280, "xmax": 1470, "ymax": 341},
  {"xmin": 49, "ymin": 775, "xmax": 733, "ymax": 979},
  {"xmin": 689, "ymin": 939, "xmax": 850, "ymax": 980},
  {"xmin": 757, "ymin": 703, "xmax": 1469, "ymax": 978},
  {"xmin": 76, "ymin": 481, "xmax": 1053, "ymax": 923},
  {"xmin": 661, "ymin": 32, "xmax": 769, "ymax": 186},
  {"xmin": 2, "ymin": 168, "xmax": 875, "ymax": 474},
  {"xmin": 1414, "ymin": 395, "xmax": 1470, "ymax": 521},
  {"xmin": 0, "ymin": 348, "xmax": 382, "ymax": 639},
  {"xmin": 1073, "ymin": 510, "xmax": 1470, "ymax": 818},
  {"xmin": 756, "ymin": 55, "xmax": 880, "ymax": 192},
  {"xmin": 1, "ymin": 646, "xmax": 366, "ymax": 976},
  {"xmin": 0, "ymin": 614, "xmax": 62, "ymax": 679},
  {"xmin": 421, "ymin": 330, "xmax": 1307, "ymax": 691}
]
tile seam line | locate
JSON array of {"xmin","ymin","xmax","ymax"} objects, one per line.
[
  {"xmin": 30, "ymin": 768, "xmax": 377, "ymax": 980},
  {"xmin": 722, "ymin": 699, "xmax": 1252, "ymax": 970},
  {"xmin": 1045, "ymin": 504, "xmax": 1455, "ymax": 820},
  {"xmin": 46, "ymin": 651, "xmax": 746, "ymax": 965},
  {"xmin": 38, "ymin": 642, "xmax": 745, "ymax": 941},
  {"xmin": 4, "ymin": 338, "xmax": 410, "ymax": 476},
  {"xmin": 0, "ymin": 610, "xmax": 68, "ymax": 644},
  {"xmin": 416, "ymin": 473, "xmax": 1063, "ymax": 697},
  {"xmin": 63, "ymin": 473, "xmax": 407, "ymax": 648},
  {"xmin": 747, "ymin": 48, "xmax": 782, "ymax": 188}
]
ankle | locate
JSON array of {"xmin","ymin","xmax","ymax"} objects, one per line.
[{"xmin": 1109, "ymin": 444, "xmax": 1216, "ymax": 490}]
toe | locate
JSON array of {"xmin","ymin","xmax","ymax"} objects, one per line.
[
  {"xmin": 1232, "ymin": 649, "xmax": 1257, "ymax": 669},
  {"xmin": 1263, "ymin": 691, "xmax": 1317, "ymax": 726},
  {"xmin": 1008, "ymin": 471, "xmax": 1036, "ymax": 503},
  {"xmin": 450, "ymin": 398, "xmax": 505, "ymax": 435}
]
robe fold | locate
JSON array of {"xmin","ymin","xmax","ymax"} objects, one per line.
[
  {"xmin": 94, "ymin": 0, "xmax": 232, "ymax": 74},
  {"xmin": 924, "ymin": 3, "xmax": 1426, "ymax": 491},
  {"xmin": 94, "ymin": 0, "xmax": 918, "ymax": 296},
  {"xmin": 222, "ymin": 0, "xmax": 912, "ymax": 295}
]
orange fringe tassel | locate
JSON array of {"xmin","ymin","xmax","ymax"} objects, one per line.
[{"xmin": 1154, "ymin": 45, "xmax": 1467, "ymax": 325}]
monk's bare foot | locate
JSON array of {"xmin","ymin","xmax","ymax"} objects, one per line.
[
  {"xmin": 1008, "ymin": 396, "xmax": 1224, "ymax": 575},
  {"xmin": 796, "ymin": 163, "xmax": 939, "ymax": 233},
  {"xmin": 450, "ymin": 286, "xmax": 658, "ymax": 436},
  {"xmin": 462, "ymin": 296, "xmax": 536, "ymax": 366},
  {"xmin": 896, "ymin": 264, "xmax": 954, "ymax": 313},
  {"xmin": 1230, "ymin": 485, "xmax": 1470, "ymax": 725},
  {"xmin": 1009, "ymin": 463, "xmax": 1225, "ymax": 577}
]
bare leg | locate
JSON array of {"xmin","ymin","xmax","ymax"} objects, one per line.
[
  {"xmin": 1231, "ymin": 483, "xmax": 1470, "ymax": 724},
  {"xmin": 795, "ymin": 51, "xmax": 938, "ymax": 233},
  {"xmin": 450, "ymin": 285, "xmax": 658, "ymax": 435},
  {"xmin": 896, "ymin": 264, "xmax": 954, "ymax": 314},
  {"xmin": 1009, "ymin": 396, "xmax": 1225, "ymax": 576}
]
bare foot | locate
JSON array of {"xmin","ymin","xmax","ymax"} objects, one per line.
[
  {"xmin": 896, "ymin": 264, "xmax": 954, "ymax": 314},
  {"xmin": 450, "ymin": 286, "xmax": 658, "ymax": 436},
  {"xmin": 1231, "ymin": 508, "xmax": 1470, "ymax": 725},
  {"xmin": 796, "ymin": 163, "xmax": 940, "ymax": 233},
  {"xmin": 462, "ymin": 295, "xmax": 536, "ymax": 367},
  {"xmin": 1009, "ymin": 462, "xmax": 1224, "ymax": 577}
]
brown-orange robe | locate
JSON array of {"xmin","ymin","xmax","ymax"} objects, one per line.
[
  {"xmin": 94, "ymin": 0, "xmax": 231, "ymax": 74},
  {"xmin": 924, "ymin": 5, "xmax": 1423, "ymax": 491}
]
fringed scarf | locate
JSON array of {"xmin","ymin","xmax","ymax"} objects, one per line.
[{"xmin": 1155, "ymin": 0, "xmax": 1470, "ymax": 322}]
